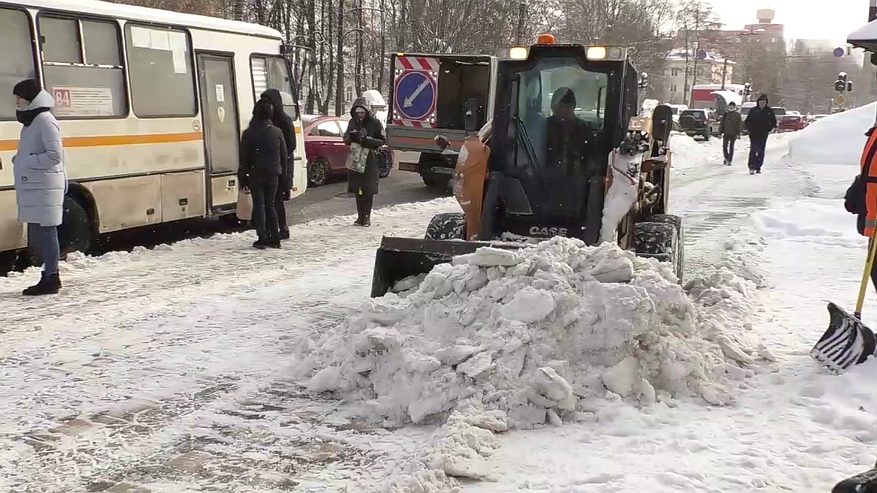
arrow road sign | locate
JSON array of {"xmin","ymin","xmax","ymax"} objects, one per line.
[{"xmin": 394, "ymin": 71, "xmax": 436, "ymax": 121}]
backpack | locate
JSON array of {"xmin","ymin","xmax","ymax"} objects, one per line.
[{"xmin": 846, "ymin": 174, "xmax": 866, "ymax": 215}]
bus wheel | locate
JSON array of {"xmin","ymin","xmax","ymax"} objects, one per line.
[{"xmin": 59, "ymin": 196, "xmax": 94, "ymax": 258}]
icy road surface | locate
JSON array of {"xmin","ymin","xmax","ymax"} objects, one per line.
[{"xmin": 3, "ymin": 128, "xmax": 877, "ymax": 492}]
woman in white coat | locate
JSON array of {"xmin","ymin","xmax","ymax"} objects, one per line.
[{"xmin": 13, "ymin": 79, "xmax": 66, "ymax": 296}]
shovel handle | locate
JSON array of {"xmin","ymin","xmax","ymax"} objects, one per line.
[{"xmin": 856, "ymin": 233, "xmax": 877, "ymax": 315}]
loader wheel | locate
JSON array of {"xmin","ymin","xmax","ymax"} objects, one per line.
[
  {"xmin": 634, "ymin": 219, "xmax": 683, "ymax": 283},
  {"xmin": 647, "ymin": 214, "xmax": 684, "ymax": 282},
  {"xmin": 425, "ymin": 213, "xmax": 466, "ymax": 241}
]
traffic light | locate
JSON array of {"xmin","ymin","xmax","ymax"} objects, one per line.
[{"xmin": 835, "ymin": 72, "xmax": 852, "ymax": 92}]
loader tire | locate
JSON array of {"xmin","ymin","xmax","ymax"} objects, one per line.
[
  {"xmin": 648, "ymin": 214, "xmax": 684, "ymax": 282},
  {"xmin": 422, "ymin": 172, "xmax": 450, "ymax": 190},
  {"xmin": 425, "ymin": 213, "xmax": 466, "ymax": 241},
  {"xmin": 634, "ymin": 218, "xmax": 683, "ymax": 283}
]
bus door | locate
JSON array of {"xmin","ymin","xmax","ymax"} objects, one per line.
[{"xmin": 197, "ymin": 53, "xmax": 241, "ymax": 213}]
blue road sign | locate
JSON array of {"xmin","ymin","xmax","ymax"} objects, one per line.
[{"xmin": 395, "ymin": 71, "xmax": 435, "ymax": 121}]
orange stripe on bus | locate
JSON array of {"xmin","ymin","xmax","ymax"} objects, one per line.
[{"xmin": 0, "ymin": 132, "xmax": 204, "ymax": 152}]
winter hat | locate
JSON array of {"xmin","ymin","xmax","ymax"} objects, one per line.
[
  {"xmin": 13, "ymin": 79, "xmax": 40, "ymax": 103},
  {"xmin": 552, "ymin": 87, "xmax": 577, "ymax": 107},
  {"xmin": 757, "ymin": 94, "xmax": 769, "ymax": 103}
]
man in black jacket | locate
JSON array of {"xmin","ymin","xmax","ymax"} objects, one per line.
[
  {"xmin": 260, "ymin": 89, "xmax": 296, "ymax": 240},
  {"xmin": 239, "ymin": 99, "xmax": 288, "ymax": 249},
  {"xmin": 744, "ymin": 94, "xmax": 777, "ymax": 174}
]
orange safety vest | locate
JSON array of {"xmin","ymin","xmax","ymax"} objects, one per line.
[{"xmin": 861, "ymin": 128, "xmax": 877, "ymax": 237}]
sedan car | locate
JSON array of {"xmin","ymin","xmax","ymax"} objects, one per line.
[
  {"xmin": 303, "ymin": 115, "xmax": 392, "ymax": 187},
  {"xmin": 778, "ymin": 114, "xmax": 807, "ymax": 133}
]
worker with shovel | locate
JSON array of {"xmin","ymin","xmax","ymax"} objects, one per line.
[{"xmin": 811, "ymin": 125, "xmax": 877, "ymax": 372}]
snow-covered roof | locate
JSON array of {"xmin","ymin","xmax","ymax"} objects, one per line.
[
  {"xmin": 15, "ymin": 0, "xmax": 281, "ymax": 38},
  {"xmin": 848, "ymin": 20, "xmax": 877, "ymax": 51},
  {"xmin": 711, "ymin": 91, "xmax": 742, "ymax": 106}
]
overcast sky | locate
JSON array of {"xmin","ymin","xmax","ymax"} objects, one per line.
[{"xmin": 711, "ymin": 0, "xmax": 867, "ymax": 44}]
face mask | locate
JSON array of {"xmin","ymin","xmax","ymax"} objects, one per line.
[{"xmin": 728, "ymin": 107, "xmax": 737, "ymax": 112}]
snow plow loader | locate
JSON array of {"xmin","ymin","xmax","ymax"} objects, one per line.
[{"xmin": 371, "ymin": 37, "xmax": 682, "ymax": 297}]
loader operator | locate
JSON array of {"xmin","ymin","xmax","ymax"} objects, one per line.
[{"xmin": 545, "ymin": 87, "xmax": 593, "ymax": 176}]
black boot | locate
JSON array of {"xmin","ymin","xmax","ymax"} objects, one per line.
[
  {"xmin": 267, "ymin": 235, "xmax": 282, "ymax": 249},
  {"xmin": 22, "ymin": 272, "xmax": 61, "ymax": 296},
  {"xmin": 279, "ymin": 229, "xmax": 290, "ymax": 240},
  {"xmin": 253, "ymin": 238, "xmax": 268, "ymax": 249},
  {"xmin": 354, "ymin": 195, "xmax": 365, "ymax": 226}
]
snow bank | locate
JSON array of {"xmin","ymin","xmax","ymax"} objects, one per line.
[
  {"xmin": 788, "ymin": 103, "xmax": 877, "ymax": 166},
  {"xmin": 670, "ymin": 134, "xmax": 715, "ymax": 169}
]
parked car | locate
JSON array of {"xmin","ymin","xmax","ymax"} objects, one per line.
[
  {"xmin": 679, "ymin": 109, "xmax": 712, "ymax": 140},
  {"xmin": 303, "ymin": 115, "xmax": 393, "ymax": 187},
  {"xmin": 778, "ymin": 114, "xmax": 807, "ymax": 133}
]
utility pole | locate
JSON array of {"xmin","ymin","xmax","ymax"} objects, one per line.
[
  {"xmin": 335, "ymin": 0, "xmax": 345, "ymax": 116},
  {"xmin": 721, "ymin": 58, "xmax": 728, "ymax": 89},
  {"xmin": 515, "ymin": 1, "xmax": 528, "ymax": 46}
]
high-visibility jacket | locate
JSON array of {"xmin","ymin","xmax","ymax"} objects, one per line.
[{"xmin": 861, "ymin": 127, "xmax": 877, "ymax": 237}]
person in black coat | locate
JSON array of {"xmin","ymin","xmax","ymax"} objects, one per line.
[
  {"xmin": 744, "ymin": 94, "xmax": 777, "ymax": 174},
  {"xmin": 344, "ymin": 97, "xmax": 386, "ymax": 227},
  {"xmin": 260, "ymin": 89, "xmax": 296, "ymax": 240},
  {"xmin": 238, "ymin": 99, "xmax": 288, "ymax": 249}
]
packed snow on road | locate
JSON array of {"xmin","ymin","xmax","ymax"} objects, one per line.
[{"xmin": 3, "ymin": 112, "xmax": 877, "ymax": 492}]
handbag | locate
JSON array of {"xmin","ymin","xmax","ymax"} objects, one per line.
[
  {"xmin": 236, "ymin": 189, "xmax": 253, "ymax": 221},
  {"xmin": 345, "ymin": 142, "xmax": 369, "ymax": 173}
]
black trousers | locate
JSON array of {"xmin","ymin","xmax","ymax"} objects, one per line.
[
  {"xmin": 356, "ymin": 193, "xmax": 374, "ymax": 220},
  {"xmin": 251, "ymin": 175, "xmax": 279, "ymax": 241},
  {"xmin": 275, "ymin": 184, "xmax": 288, "ymax": 232},
  {"xmin": 722, "ymin": 135, "xmax": 737, "ymax": 163},
  {"xmin": 748, "ymin": 133, "xmax": 769, "ymax": 171}
]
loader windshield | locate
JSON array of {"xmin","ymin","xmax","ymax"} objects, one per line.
[{"xmin": 514, "ymin": 57, "xmax": 608, "ymax": 177}]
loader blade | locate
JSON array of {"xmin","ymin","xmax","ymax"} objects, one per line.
[
  {"xmin": 370, "ymin": 237, "xmax": 519, "ymax": 297},
  {"xmin": 811, "ymin": 302, "xmax": 877, "ymax": 373}
]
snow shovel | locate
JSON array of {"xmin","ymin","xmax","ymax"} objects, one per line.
[{"xmin": 811, "ymin": 235, "xmax": 877, "ymax": 373}]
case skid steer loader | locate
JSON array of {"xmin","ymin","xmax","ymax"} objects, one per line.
[{"xmin": 371, "ymin": 37, "xmax": 682, "ymax": 297}]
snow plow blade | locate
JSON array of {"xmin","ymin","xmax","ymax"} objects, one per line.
[
  {"xmin": 370, "ymin": 237, "xmax": 518, "ymax": 297},
  {"xmin": 810, "ymin": 302, "xmax": 877, "ymax": 373}
]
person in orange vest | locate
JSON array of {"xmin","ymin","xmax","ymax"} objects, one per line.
[{"xmin": 847, "ymin": 125, "xmax": 877, "ymax": 289}]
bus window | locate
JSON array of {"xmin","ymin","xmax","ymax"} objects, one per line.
[
  {"xmin": 0, "ymin": 8, "xmax": 36, "ymax": 120},
  {"xmin": 39, "ymin": 16, "xmax": 128, "ymax": 118},
  {"xmin": 125, "ymin": 24, "xmax": 196, "ymax": 118},
  {"xmin": 251, "ymin": 55, "xmax": 298, "ymax": 121}
]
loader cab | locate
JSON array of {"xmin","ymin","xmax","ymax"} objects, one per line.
[{"xmin": 483, "ymin": 43, "xmax": 639, "ymax": 244}]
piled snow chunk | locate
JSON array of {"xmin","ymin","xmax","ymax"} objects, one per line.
[
  {"xmin": 294, "ymin": 237, "xmax": 750, "ymax": 431},
  {"xmin": 788, "ymin": 102, "xmax": 876, "ymax": 166}
]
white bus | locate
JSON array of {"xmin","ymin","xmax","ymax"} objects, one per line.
[{"xmin": 0, "ymin": 0, "xmax": 308, "ymax": 266}]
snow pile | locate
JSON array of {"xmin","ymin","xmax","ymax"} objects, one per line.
[
  {"xmin": 788, "ymin": 102, "xmax": 876, "ymax": 166},
  {"xmin": 295, "ymin": 237, "xmax": 759, "ymax": 432},
  {"xmin": 670, "ymin": 134, "xmax": 715, "ymax": 169}
]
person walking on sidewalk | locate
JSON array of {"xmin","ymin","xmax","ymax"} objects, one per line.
[
  {"xmin": 719, "ymin": 102, "xmax": 744, "ymax": 166},
  {"xmin": 260, "ymin": 89, "xmax": 296, "ymax": 240},
  {"xmin": 344, "ymin": 97, "xmax": 386, "ymax": 227},
  {"xmin": 12, "ymin": 79, "xmax": 66, "ymax": 296},
  {"xmin": 744, "ymin": 94, "xmax": 777, "ymax": 174},
  {"xmin": 238, "ymin": 99, "xmax": 288, "ymax": 249}
]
